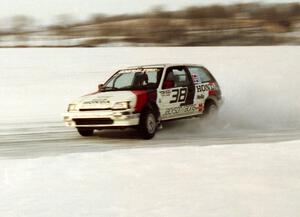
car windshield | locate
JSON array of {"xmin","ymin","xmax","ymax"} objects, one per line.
[{"xmin": 104, "ymin": 68, "xmax": 163, "ymax": 91}]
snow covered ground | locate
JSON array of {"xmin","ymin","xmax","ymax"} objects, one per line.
[
  {"xmin": 2, "ymin": 140, "xmax": 300, "ymax": 217},
  {"xmin": 0, "ymin": 47, "xmax": 300, "ymax": 217}
]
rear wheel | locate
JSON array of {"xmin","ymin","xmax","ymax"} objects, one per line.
[
  {"xmin": 205, "ymin": 103, "xmax": 218, "ymax": 115},
  {"xmin": 203, "ymin": 101, "xmax": 218, "ymax": 120},
  {"xmin": 77, "ymin": 128, "xmax": 94, "ymax": 137},
  {"xmin": 139, "ymin": 110, "xmax": 157, "ymax": 140}
]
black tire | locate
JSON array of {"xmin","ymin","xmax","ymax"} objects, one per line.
[
  {"xmin": 138, "ymin": 109, "xmax": 157, "ymax": 140},
  {"xmin": 77, "ymin": 128, "xmax": 94, "ymax": 137},
  {"xmin": 203, "ymin": 101, "xmax": 218, "ymax": 118}
]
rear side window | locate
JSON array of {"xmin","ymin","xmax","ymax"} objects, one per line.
[{"xmin": 188, "ymin": 67, "xmax": 213, "ymax": 84}]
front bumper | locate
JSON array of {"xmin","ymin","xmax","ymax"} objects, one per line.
[{"xmin": 63, "ymin": 110, "xmax": 140, "ymax": 128}]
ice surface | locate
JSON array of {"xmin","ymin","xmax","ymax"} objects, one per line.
[
  {"xmin": 0, "ymin": 47, "xmax": 300, "ymax": 217},
  {"xmin": 1, "ymin": 140, "xmax": 300, "ymax": 217}
]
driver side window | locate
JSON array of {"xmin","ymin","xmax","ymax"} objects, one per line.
[{"xmin": 114, "ymin": 73, "xmax": 135, "ymax": 89}]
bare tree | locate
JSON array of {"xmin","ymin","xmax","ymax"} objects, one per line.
[
  {"xmin": 53, "ymin": 14, "xmax": 76, "ymax": 38},
  {"xmin": 11, "ymin": 15, "xmax": 34, "ymax": 46}
]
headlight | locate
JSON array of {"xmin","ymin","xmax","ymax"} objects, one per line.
[
  {"xmin": 68, "ymin": 104, "xmax": 77, "ymax": 112},
  {"xmin": 112, "ymin": 101, "xmax": 130, "ymax": 110}
]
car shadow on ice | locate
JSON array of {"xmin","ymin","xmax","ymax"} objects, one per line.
[
  {"xmin": 1, "ymin": 119, "xmax": 300, "ymax": 159},
  {"xmin": 94, "ymin": 128, "xmax": 141, "ymax": 139}
]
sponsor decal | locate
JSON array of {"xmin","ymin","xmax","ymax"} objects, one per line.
[
  {"xmin": 160, "ymin": 90, "xmax": 171, "ymax": 97},
  {"xmin": 196, "ymin": 103, "xmax": 204, "ymax": 112},
  {"xmin": 164, "ymin": 104, "xmax": 197, "ymax": 117},
  {"xmin": 83, "ymin": 98, "xmax": 110, "ymax": 104},
  {"xmin": 197, "ymin": 94, "xmax": 205, "ymax": 100},
  {"xmin": 192, "ymin": 73, "xmax": 201, "ymax": 84},
  {"xmin": 196, "ymin": 83, "xmax": 216, "ymax": 93}
]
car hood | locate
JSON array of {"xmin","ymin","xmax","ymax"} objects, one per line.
[{"xmin": 73, "ymin": 91, "xmax": 138, "ymax": 110}]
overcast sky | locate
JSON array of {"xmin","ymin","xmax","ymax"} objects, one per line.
[{"xmin": 0, "ymin": 0, "xmax": 298, "ymax": 23}]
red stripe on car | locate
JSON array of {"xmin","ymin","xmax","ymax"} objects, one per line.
[
  {"xmin": 132, "ymin": 90, "xmax": 148, "ymax": 112},
  {"xmin": 209, "ymin": 90, "xmax": 217, "ymax": 96}
]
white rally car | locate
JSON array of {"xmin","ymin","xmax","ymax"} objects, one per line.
[{"xmin": 63, "ymin": 64, "xmax": 222, "ymax": 139}]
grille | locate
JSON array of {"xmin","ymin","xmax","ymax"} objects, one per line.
[
  {"xmin": 79, "ymin": 108, "xmax": 110, "ymax": 111},
  {"xmin": 73, "ymin": 118, "xmax": 113, "ymax": 125}
]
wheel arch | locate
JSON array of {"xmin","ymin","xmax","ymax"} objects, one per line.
[
  {"xmin": 141, "ymin": 100, "xmax": 160, "ymax": 120},
  {"xmin": 204, "ymin": 96, "xmax": 218, "ymax": 109}
]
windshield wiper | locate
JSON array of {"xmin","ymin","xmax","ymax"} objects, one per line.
[{"xmin": 104, "ymin": 86, "xmax": 119, "ymax": 91}]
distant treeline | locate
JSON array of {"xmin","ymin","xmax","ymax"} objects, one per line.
[
  {"xmin": 1, "ymin": 3, "xmax": 300, "ymax": 47},
  {"xmin": 89, "ymin": 3, "xmax": 300, "ymax": 21}
]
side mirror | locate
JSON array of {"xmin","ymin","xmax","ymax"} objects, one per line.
[{"xmin": 98, "ymin": 84, "xmax": 104, "ymax": 91}]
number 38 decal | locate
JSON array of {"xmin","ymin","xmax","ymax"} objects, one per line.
[{"xmin": 170, "ymin": 88, "xmax": 187, "ymax": 103}]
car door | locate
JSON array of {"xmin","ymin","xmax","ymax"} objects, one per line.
[{"xmin": 159, "ymin": 66, "xmax": 196, "ymax": 120}]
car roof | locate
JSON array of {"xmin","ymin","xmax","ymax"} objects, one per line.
[{"xmin": 124, "ymin": 63, "xmax": 204, "ymax": 70}]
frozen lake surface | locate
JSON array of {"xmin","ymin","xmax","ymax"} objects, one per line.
[{"xmin": 0, "ymin": 47, "xmax": 300, "ymax": 217}]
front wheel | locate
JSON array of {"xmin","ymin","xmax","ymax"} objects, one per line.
[
  {"xmin": 77, "ymin": 128, "xmax": 94, "ymax": 137},
  {"xmin": 138, "ymin": 110, "xmax": 157, "ymax": 140}
]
